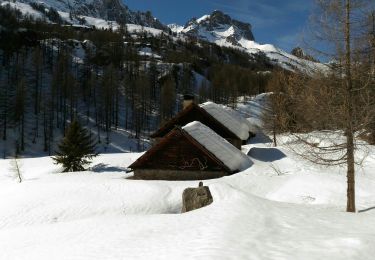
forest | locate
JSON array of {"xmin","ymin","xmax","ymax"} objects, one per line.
[{"xmin": 0, "ymin": 4, "xmax": 272, "ymax": 157}]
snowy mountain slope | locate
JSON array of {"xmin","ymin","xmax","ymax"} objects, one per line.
[
  {"xmin": 167, "ymin": 23, "xmax": 183, "ymax": 33},
  {"xmin": 3, "ymin": 1, "xmax": 44, "ymax": 18},
  {"xmin": 180, "ymin": 10, "xmax": 254, "ymax": 44},
  {"xmin": 237, "ymin": 93, "xmax": 273, "ymax": 130},
  {"xmin": 2, "ymin": 1, "xmax": 326, "ymax": 72},
  {"xmin": 2, "ymin": 0, "xmax": 167, "ymax": 30},
  {"xmin": 172, "ymin": 10, "xmax": 326, "ymax": 72}
]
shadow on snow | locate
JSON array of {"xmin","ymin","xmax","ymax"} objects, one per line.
[
  {"xmin": 247, "ymin": 147, "xmax": 286, "ymax": 162},
  {"xmin": 91, "ymin": 163, "xmax": 127, "ymax": 173}
]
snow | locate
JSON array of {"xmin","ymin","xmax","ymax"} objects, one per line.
[
  {"xmin": 138, "ymin": 47, "xmax": 162, "ymax": 59},
  {"xmin": 83, "ymin": 16, "xmax": 119, "ymax": 30},
  {"xmin": 221, "ymin": 103, "xmax": 253, "ymax": 132},
  {"xmin": 237, "ymin": 37, "xmax": 328, "ymax": 73},
  {"xmin": 19, "ymin": 0, "xmax": 84, "ymax": 13},
  {"xmin": 1, "ymin": 120, "xmax": 375, "ymax": 259},
  {"xmin": 0, "ymin": 1, "xmax": 44, "ymax": 19},
  {"xmin": 4, "ymin": 0, "xmax": 328, "ymax": 73},
  {"xmin": 196, "ymin": 14, "xmax": 211, "ymax": 23},
  {"xmin": 58, "ymin": 11, "xmax": 120, "ymax": 30},
  {"xmin": 126, "ymin": 24, "xmax": 164, "ymax": 36},
  {"xmin": 0, "ymin": 0, "xmax": 120, "ymax": 30},
  {"xmin": 182, "ymin": 121, "xmax": 253, "ymax": 172},
  {"xmin": 2, "ymin": 1, "xmax": 166, "ymax": 34},
  {"xmin": 167, "ymin": 23, "xmax": 184, "ymax": 33},
  {"xmin": 1, "ymin": 129, "xmax": 375, "ymax": 259},
  {"xmin": 215, "ymin": 25, "xmax": 236, "ymax": 38},
  {"xmin": 237, "ymin": 93, "xmax": 272, "ymax": 130},
  {"xmin": 179, "ymin": 14, "xmax": 328, "ymax": 73},
  {"xmin": 200, "ymin": 101, "xmax": 250, "ymax": 140}
]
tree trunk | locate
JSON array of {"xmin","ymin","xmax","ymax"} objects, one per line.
[
  {"xmin": 273, "ymin": 115, "xmax": 277, "ymax": 147},
  {"xmin": 345, "ymin": 0, "xmax": 356, "ymax": 213}
]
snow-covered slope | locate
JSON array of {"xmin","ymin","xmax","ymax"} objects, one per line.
[
  {"xmin": 2, "ymin": 0, "xmax": 167, "ymax": 30},
  {"xmin": 179, "ymin": 10, "xmax": 254, "ymax": 44},
  {"xmin": 1, "ymin": 127, "xmax": 375, "ymax": 259},
  {"xmin": 174, "ymin": 10, "xmax": 326, "ymax": 72},
  {"xmin": 1, "ymin": 1, "xmax": 326, "ymax": 72},
  {"xmin": 167, "ymin": 23, "xmax": 184, "ymax": 34},
  {"xmin": 1, "ymin": 94, "xmax": 374, "ymax": 259},
  {"xmin": 237, "ymin": 93, "xmax": 273, "ymax": 130}
]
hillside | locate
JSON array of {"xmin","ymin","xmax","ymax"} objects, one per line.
[
  {"xmin": 16, "ymin": 0, "xmax": 167, "ymax": 29},
  {"xmin": 0, "ymin": 3, "xmax": 273, "ymax": 157},
  {"xmin": 1, "ymin": 0, "xmax": 325, "ymax": 73}
]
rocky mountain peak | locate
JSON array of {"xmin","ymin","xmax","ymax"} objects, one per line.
[
  {"xmin": 180, "ymin": 10, "xmax": 254, "ymax": 46},
  {"xmin": 169, "ymin": 11, "xmax": 324, "ymax": 72},
  {"xmin": 291, "ymin": 47, "xmax": 318, "ymax": 62},
  {"xmin": 207, "ymin": 10, "xmax": 253, "ymax": 40}
]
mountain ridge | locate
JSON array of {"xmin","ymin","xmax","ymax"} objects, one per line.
[
  {"xmin": 2, "ymin": 0, "xmax": 326, "ymax": 72},
  {"xmin": 181, "ymin": 10, "xmax": 255, "ymax": 44},
  {"xmin": 170, "ymin": 10, "xmax": 325, "ymax": 72},
  {"xmin": 16, "ymin": 0, "xmax": 167, "ymax": 30}
]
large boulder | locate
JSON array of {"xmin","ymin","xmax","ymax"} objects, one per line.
[{"xmin": 181, "ymin": 182, "xmax": 213, "ymax": 213}]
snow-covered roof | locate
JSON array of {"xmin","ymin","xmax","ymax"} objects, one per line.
[
  {"xmin": 183, "ymin": 121, "xmax": 252, "ymax": 172},
  {"xmin": 200, "ymin": 102, "xmax": 250, "ymax": 140}
]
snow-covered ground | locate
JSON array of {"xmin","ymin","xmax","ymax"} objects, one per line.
[
  {"xmin": 1, "ymin": 127, "xmax": 375, "ymax": 259},
  {"xmin": 1, "ymin": 94, "xmax": 375, "ymax": 259}
]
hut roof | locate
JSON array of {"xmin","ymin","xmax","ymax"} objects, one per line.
[
  {"xmin": 130, "ymin": 122, "xmax": 252, "ymax": 173},
  {"xmin": 150, "ymin": 103, "xmax": 238, "ymax": 140},
  {"xmin": 151, "ymin": 102, "xmax": 252, "ymax": 141},
  {"xmin": 183, "ymin": 121, "xmax": 252, "ymax": 172},
  {"xmin": 199, "ymin": 102, "xmax": 250, "ymax": 140}
]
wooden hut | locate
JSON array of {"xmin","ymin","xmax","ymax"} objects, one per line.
[
  {"xmin": 151, "ymin": 100, "xmax": 252, "ymax": 149},
  {"xmin": 129, "ymin": 121, "xmax": 252, "ymax": 180}
]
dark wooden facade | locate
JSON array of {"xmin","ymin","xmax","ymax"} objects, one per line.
[
  {"xmin": 151, "ymin": 103, "xmax": 243, "ymax": 149},
  {"xmin": 130, "ymin": 127, "xmax": 233, "ymax": 180}
]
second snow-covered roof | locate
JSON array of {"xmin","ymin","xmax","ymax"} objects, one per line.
[
  {"xmin": 200, "ymin": 102, "xmax": 250, "ymax": 140},
  {"xmin": 183, "ymin": 121, "xmax": 252, "ymax": 172}
]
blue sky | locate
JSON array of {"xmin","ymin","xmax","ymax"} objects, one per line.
[{"xmin": 124, "ymin": 0, "xmax": 314, "ymax": 51}]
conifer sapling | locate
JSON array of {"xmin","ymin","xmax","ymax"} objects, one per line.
[{"xmin": 53, "ymin": 120, "xmax": 97, "ymax": 172}]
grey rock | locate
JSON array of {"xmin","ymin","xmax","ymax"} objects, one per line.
[
  {"xmin": 183, "ymin": 10, "xmax": 255, "ymax": 43},
  {"xmin": 181, "ymin": 183, "xmax": 213, "ymax": 213},
  {"xmin": 291, "ymin": 47, "xmax": 318, "ymax": 62}
]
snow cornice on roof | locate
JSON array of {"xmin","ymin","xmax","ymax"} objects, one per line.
[
  {"xmin": 182, "ymin": 121, "xmax": 252, "ymax": 172},
  {"xmin": 200, "ymin": 102, "xmax": 250, "ymax": 140}
]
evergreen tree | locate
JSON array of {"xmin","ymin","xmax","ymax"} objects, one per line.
[{"xmin": 53, "ymin": 120, "xmax": 97, "ymax": 172}]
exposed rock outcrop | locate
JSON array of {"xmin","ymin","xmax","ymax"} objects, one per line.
[
  {"xmin": 181, "ymin": 10, "xmax": 255, "ymax": 45},
  {"xmin": 291, "ymin": 47, "xmax": 318, "ymax": 62},
  {"xmin": 182, "ymin": 182, "xmax": 213, "ymax": 213}
]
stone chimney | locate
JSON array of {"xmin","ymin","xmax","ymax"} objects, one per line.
[{"xmin": 183, "ymin": 94, "xmax": 195, "ymax": 110}]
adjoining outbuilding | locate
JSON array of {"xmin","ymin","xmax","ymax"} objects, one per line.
[
  {"xmin": 130, "ymin": 121, "xmax": 252, "ymax": 180},
  {"xmin": 201, "ymin": 101, "xmax": 255, "ymax": 145},
  {"xmin": 151, "ymin": 97, "xmax": 253, "ymax": 149}
]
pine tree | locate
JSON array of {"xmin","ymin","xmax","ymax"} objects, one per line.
[{"xmin": 53, "ymin": 120, "xmax": 97, "ymax": 172}]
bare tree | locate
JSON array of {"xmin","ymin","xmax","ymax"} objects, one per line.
[
  {"xmin": 263, "ymin": 70, "xmax": 294, "ymax": 147},
  {"xmin": 281, "ymin": 0, "xmax": 375, "ymax": 212}
]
